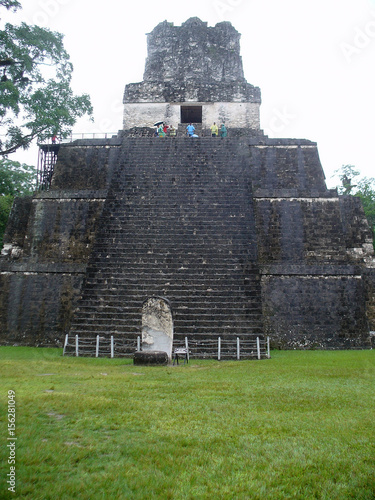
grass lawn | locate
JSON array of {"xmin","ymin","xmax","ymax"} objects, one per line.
[{"xmin": 0, "ymin": 347, "xmax": 374, "ymax": 499}]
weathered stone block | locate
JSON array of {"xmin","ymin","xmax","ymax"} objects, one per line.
[
  {"xmin": 1, "ymin": 197, "xmax": 32, "ymax": 260},
  {"xmin": 51, "ymin": 147, "xmax": 111, "ymax": 190},
  {"xmin": 133, "ymin": 350, "xmax": 169, "ymax": 365}
]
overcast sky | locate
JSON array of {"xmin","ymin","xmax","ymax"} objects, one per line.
[{"xmin": 3, "ymin": 0, "xmax": 375, "ymax": 187}]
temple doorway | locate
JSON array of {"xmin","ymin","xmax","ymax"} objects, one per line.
[{"xmin": 180, "ymin": 106, "xmax": 202, "ymax": 124}]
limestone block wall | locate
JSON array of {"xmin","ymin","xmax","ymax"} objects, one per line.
[
  {"xmin": 123, "ymin": 102, "xmax": 261, "ymax": 130},
  {"xmin": 249, "ymin": 144, "xmax": 328, "ymax": 193},
  {"xmin": 0, "ymin": 192, "xmax": 105, "ymax": 345},
  {"xmin": 203, "ymin": 102, "xmax": 260, "ymax": 129},
  {"xmin": 0, "ymin": 196, "xmax": 33, "ymax": 260},
  {"xmin": 123, "ymin": 103, "xmax": 180, "ymax": 129},
  {"xmin": 0, "ymin": 143, "xmax": 119, "ymax": 345},
  {"xmin": 261, "ymin": 270, "xmax": 369, "ymax": 348},
  {"xmin": 50, "ymin": 146, "xmax": 111, "ymax": 190},
  {"xmin": 254, "ymin": 198, "xmax": 349, "ymax": 263},
  {"xmin": 250, "ymin": 144, "xmax": 374, "ymax": 347},
  {"xmin": 0, "ymin": 272, "xmax": 83, "ymax": 346},
  {"xmin": 23, "ymin": 196, "xmax": 106, "ymax": 263},
  {"xmin": 363, "ymin": 268, "xmax": 375, "ymax": 334},
  {"xmin": 124, "ymin": 81, "xmax": 261, "ymax": 104}
]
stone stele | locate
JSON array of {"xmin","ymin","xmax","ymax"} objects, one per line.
[{"xmin": 141, "ymin": 297, "xmax": 173, "ymax": 359}]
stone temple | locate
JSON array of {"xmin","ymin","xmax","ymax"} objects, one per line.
[
  {"xmin": 124, "ymin": 18, "xmax": 261, "ymax": 131},
  {"xmin": 1, "ymin": 18, "xmax": 374, "ymax": 355}
]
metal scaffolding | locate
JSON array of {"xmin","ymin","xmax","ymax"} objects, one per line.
[{"xmin": 37, "ymin": 144, "xmax": 60, "ymax": 190}]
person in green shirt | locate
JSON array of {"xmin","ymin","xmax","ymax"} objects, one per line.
[
  {"xmin": 220, "ymin": 124, "xmax": 227, "ymax": 137},
  {"xmin": 158, "ymin": 124, "xmax": 165, "ymax": 137}
]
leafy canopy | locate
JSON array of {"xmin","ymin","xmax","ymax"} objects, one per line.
[
  {"xmin": 0, "ymin": 156, "xmax": 35, "ymax": 246},
  {"xmin": 0, "ymin": 0, "xmax": 93, "ymax": 155},
  {"xmin": 0, "ymin": 156, "xmax": 35, "ymax": 195}
]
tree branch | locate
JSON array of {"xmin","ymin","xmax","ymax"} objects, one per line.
[{"xmin": 0, "ymin": 125, "xmax": 49, "ymax": 156}]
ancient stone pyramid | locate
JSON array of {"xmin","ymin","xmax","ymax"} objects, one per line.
[{"xmin": 1, "ymin": 18, "xmax": 374, "ymax": 353}]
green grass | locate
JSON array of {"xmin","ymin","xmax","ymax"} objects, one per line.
[{"xmin": 0, "ymin": 348, "xmax": 374, "ymax": 499}]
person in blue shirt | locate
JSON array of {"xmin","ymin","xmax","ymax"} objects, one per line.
[{"xmin": 186, "ymin": 123, "xmax": 195, "ymax": 137}]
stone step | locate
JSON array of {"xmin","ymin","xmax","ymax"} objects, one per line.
[
  {"xmin": 71, "ymin": 319, "xmax": 263, "ymax": 331},
  {"xmin": 80, "ymin": 271, "xmax": 260, "ymax": 280},
  {"xmin": 71, "ymin": 306, "xmax": 263, "ymax": 316},
  {"xmin": 75, "ymin": 294, "xmax": 262, "ymax": 303},
  {"xmin": 84, "ymin": 260, "xmax": 256, "ymax": 267},
  {"xmin": 70, "ymin": 326, "xmax": 265, "ymax": 336},
  {"xmin": 75, "ymin": 291, "xmax": 262, "ymax": 302},
  {"xmin": 74, "ymin": 310, "xmax": 262, "ymax": 320}
]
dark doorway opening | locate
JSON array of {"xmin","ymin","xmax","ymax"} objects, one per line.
[{"xmin": 181, "ymin": 106, "xmax": 202, "ymax": 124}]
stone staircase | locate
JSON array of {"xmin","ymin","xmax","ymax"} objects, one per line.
[{"xmin": 68, "ymin": 137, "xmax": 264, "ymax": 348}]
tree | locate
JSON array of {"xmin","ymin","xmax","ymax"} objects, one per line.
[
  {"xmin": 355, "ymin": 178, "xmax": 375, "ymax": 237},
  {"xmin": 0, "ymin": 1, "xmax": 21, "ymax": 11},
  {"xmin": 334, "ymin": 164, "xmax": 359, "ymax": 195},
  {"xmin": 0, "ymin": 156, "xmax": 35, "ymax": 246},
  {"xmin": 0, "ymin": 0, "xmax": 93, "ymax": 155},
  {"xmin": 334, "ymin": 164, "xmax": 375, "ymax": 248}
]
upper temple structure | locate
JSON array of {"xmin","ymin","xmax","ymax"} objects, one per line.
[
  {"xmin": 123, "ymin": 18, "xmax": 261, "ymax": 131},
  {"xmin": 0, "ymin": 18, "xmax": 374, "ymax": 356}
]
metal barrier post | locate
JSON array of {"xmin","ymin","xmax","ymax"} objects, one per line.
[
  {"xmin": 111, "ymin": 336, "xmax": 114, "ymax": 358},
  {"xmin": 256, "ymin": 337, "xmax": 261, "ymax": 360},
  {"xmin": 63, "ymin": 334, "xmax": 68, "ymax": 356}
]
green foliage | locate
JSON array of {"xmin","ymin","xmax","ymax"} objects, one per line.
[
  {"xmin": 0, "ymin": 156, "xmax": 35, "ymax": 195},
  {"xmin": 0, "ymin": 348, "xmax": 374, "ymax": 499},
  {"xmin": 0, "ymin": 157, "xmax": 35, "ymax": 246},
  {"xmin": 0, "ymin": 0, "xmax": 21, "ymax": 11},
  {"xmin": 335, "ymin": 164, "xmax": 375, "ymax": 247},
  {"xmin": 0, "ymin": 1, "xmax": 93, "ymax": 155},
  {"xmin": 355, "ymin": 178, "xmax": 375, "ymax": 232},
  {"xmin": 334, "ymin": 164, "xmax": 360, "ymax": 195},
  {"xmin": 0, "ymin": 191, "xmax": 12, "ymax": 244}
]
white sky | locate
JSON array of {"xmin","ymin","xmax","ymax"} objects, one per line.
[{"xmin": 2, "ymin": 0, "xmax": 375, "ymax": 187}]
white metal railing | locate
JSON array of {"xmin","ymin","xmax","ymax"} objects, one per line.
[
  {"xmin": 63, "ymin": 335, "xmax": 271, "ymax": 360},
  {"xmin": 39, "ymin": 132, "xmax": 119, "ymax": 146}
]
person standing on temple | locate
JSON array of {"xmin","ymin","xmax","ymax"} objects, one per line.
[
  {"xmin": 210, "ymin": 122, "xmax": 218, "ymax": 137},
  {"xmin": 220, "ymin": 124, "xmax": 227, "ymax": 137},
  {"xmin": 186, "ymin": 123, "xmax": 195, "ymax": 137},
  {"xmin": 158, "ymin": 124, "xmax": 165, "ymax": 137}
]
